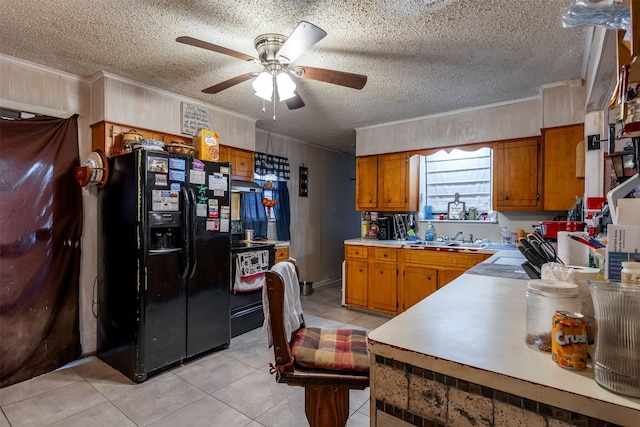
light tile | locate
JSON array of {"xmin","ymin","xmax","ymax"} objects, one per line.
[
  {"xmin": 213, "ymin": 369, "xmax": 297, "ymax": 419},
  {"xmin": 350, "ymin": 388, "xmax": 370, "ymax": 416},
  {"xmin": 147, "ymin": 395, "xmax": 252, "ymax": 427},
  {"xmin": 347, "ymin": 314, "xmax": 389, "ymax": 331},
  {"xmin": 3, "ymin": 381, "xmax": 107, "ymax": 427},
  {"xmin": 347, "ymin": 411, "xmax": 370, "ymax": 427},
  {"xmin": 230, "ymin": 327, "xmax": 266, "ymax": 349},
  {"xmin": 174, "ymin": 354, "xmax": 255, "ymax": 393},
  {"xmin": 0, "ymin": 367, "xmax": 84, "ymax": 405},
  {"xmin": 0, "ymin": 411, "xmax": 10, "ymax": 427},
  {"xmin": 46, "ymin": 401, "xmax": 136, "ymax": 427},
  {"xmin": 224, "ymin": 338, "xmax": 275, "ymax": 370},
  {"xmin": 110, "ymin": 373, "xmax": 206, "ymax": 426},
  {"xmin": 254, "ymin": 388, "xmax": 308, "ymax": 427},
  {"xmin": 70, "ymin": 356, "xmax": 137, "ymax": 400}
]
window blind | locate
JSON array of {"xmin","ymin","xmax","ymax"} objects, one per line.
[{"xmin": 424, "ymin": 147, "xmax": 492, "ymax": 215}]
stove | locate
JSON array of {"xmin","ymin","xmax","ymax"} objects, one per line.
[{"xmin": 229, "ymin": 231, "xmax": 275, "ymax": 337}]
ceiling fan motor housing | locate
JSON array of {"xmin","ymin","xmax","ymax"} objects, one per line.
[{"xmin": 254, "ymin": 33, "xmax": 288, "ymax": 65}]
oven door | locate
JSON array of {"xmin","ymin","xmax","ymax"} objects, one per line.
[{"xmin": 229, "ymin": 245, "xmax": 274, "ymax": 337}]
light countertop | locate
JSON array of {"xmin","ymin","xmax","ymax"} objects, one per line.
[
  {"xmin": 248, "ymin": 240, "xmax": 289, "ymax": 248},
  {"xmin": 367, "ymin": 272, "xmax": 640, "ymax": 425},
  {"xmin": 344, "ymin": 237, "xmax": 510, "ymax": 255}
]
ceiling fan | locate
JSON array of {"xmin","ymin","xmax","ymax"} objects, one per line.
[{"xmin": 176, "ymin": 21, "xmax": 367, "ymax": 112}]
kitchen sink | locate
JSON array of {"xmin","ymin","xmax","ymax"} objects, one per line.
[{"xmin": 407, "ymin": 241, "xmax": 488, "ymax": 250}]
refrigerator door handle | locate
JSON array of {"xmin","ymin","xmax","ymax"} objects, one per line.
[
  {"xmin": 188, "ymin": 188, "xmax": 198, "ymax": 279},
  {"xmin": 181, "ymin": 186, "xmax": 191, "ymax": 280}
]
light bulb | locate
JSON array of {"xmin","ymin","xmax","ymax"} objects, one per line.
[
  {"xmin": 276, "ymin": 72, "xmax": 296, "ymax": 101},
  {"xmin": 253, "ymin": 71, "xmax": 273, "ymax": 101}
]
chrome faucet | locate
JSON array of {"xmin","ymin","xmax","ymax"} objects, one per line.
[{"xmin": 452, "ymin": 231, "xmax": 463, "ymax": 241}]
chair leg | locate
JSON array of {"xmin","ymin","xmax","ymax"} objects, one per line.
[{"xmin": 304, "ymin": 384, "xmax": 350, "ymax": 427}]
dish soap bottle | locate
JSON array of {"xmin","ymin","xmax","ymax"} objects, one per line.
[{"xmin": 425, "ymin": 221, "xmax": 435, "ymax": 241}]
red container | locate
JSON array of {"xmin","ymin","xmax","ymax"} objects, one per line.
[{"xmin": 539, "ymin": 221, "xmax": 568, "ymax": 239}]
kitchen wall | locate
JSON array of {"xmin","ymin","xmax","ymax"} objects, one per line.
[
  {"xmin": 255, "ymin": 130, "xmax": 359, "ymax": 285},
  {"xmin": 0, "ymin": 53, "xmax": 356, "ymax": 357}
]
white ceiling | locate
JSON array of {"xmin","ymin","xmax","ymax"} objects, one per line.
[{"xmin": 0, "ymin": 0, "xmax": 587, "ymax": 154}]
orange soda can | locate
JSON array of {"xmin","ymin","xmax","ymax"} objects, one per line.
[{"xmin": 551, "ymin": 311, "xmax": 588, "ymax": 370}]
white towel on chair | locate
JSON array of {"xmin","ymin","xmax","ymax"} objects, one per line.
[{"xmin": 262, "ymin": 261, "xmax": 303, "ymax": 347}]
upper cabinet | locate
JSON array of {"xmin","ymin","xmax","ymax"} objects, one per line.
[
  {"xmin": 356, "ymin": 156, "xmax": 378, "ymax": 209},
  {"xmin": 355, "ymin": 153, "xmax": 419, "ymax": 211},
  {"xmin": 542, "ymin": 124, "xmax": 585, "ymax": 211},
  {"xmin": 493, "ymin": 137, "xmax": 542, "ymax": 210}
]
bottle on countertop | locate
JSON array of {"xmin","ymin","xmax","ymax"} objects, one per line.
[{"xmin": 425, "ymin": 221, "xmax": 435, "ymax": 241}]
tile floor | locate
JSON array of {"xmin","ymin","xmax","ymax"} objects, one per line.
[{"xmin": 0, "ymin": 282, "xmax": 390, "ymax": 427}]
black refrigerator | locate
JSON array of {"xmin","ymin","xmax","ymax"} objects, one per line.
[{"xmin": 97, "ymin": 150, "xmax": 231, "ymax": 383}]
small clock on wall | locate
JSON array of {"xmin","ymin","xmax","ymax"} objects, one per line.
[{"xmin": 299, "ymin": 165, "xmax": 309, "ymax": 197}]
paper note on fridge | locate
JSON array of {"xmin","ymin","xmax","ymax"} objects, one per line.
[{"xmin": 209, "ymin": 173, "xmax": 227, "ymax": 191}]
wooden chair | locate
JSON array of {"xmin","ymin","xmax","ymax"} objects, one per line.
[{"xmin": 264, "ymin": 261, "xmax": 370, "ymax": 427}]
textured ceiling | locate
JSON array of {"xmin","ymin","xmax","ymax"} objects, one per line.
[{"xmin": 0, "ymin": 0, "xmax": 586, "ymax": 154}]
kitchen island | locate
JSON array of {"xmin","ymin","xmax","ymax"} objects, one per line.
[{"xmin": 367, "ymin": 257, "xmax": 640, "ymax": 426}]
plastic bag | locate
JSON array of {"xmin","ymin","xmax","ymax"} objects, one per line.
[{"xmin": 561, "ymin": 0, "xmax": 630, "ymax": 30}]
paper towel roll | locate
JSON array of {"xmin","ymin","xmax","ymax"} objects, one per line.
[{"xmin": 557, "ymin": 231, "xmax": 589, "ymax": 267}]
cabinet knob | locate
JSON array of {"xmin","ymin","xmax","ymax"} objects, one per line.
[
  {"xmin": 504, "ymin": 195, "xmax": 509, "ymax": 200},
  {"xmin": 358, "ymin": 268, "xmax": 363, "ymax": 272},
  {"xmin": 427, "ymin": 276, "xmax": 431, "ymax": 280},
  {"xmin": 387, "ymin": 199, "xmax": 391, "ymax": 202},
  {"xmin": 383, "ymin": 253, "xmax": 387, "ymax": 257},
  {"xmin": 240, "ymin": 161, "xmax": 245, "ymax": 166}
]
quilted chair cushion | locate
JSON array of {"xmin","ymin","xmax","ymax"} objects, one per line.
[{"xmin": 290, "ymin": 327, "xmax": 369, "ymax": 372}]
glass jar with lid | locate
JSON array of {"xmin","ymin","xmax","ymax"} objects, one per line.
[
  {"xmin": 621, "ymin": 261, "xmax": 640, "ymax": 287},
  {"xmin": 526, "ymin": 279, "xmax": 580, "ymax": 352}
]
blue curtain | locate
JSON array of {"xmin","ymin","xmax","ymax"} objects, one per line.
[
  {"xmin": 273, "ymin": 181, "xmax": 290, "ymax": 241},
  {"xmin": 240, "ymin": 191, "xmax": 268, "ymax": 238}
]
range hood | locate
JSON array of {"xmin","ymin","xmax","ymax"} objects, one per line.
[{"xmin": 231, "ymin": 180, "xmax": 263, "ymax": 193}]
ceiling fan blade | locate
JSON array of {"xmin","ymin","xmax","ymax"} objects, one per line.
[
  {"xmin": 294, "ymin": 66, "xmax": 367, "ymax": 90},
  {"xmin": 202, "ymin": 72, "xmax": 257, "ymax": 94},
  {"xmin": 285, "ymin": 91, "xmax": 305, "ymax": 110},
  {"xmin": 176, "ymin": 36, "xmax": 257, "ymax": 62},
  {"xmin": 277, "ymin": 21, "xmax": 327, "ymax": 64}
]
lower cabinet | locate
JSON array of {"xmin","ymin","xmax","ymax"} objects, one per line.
[
  {"xmin": 345, "ymin": 244, "xmax": 490, "ymax": 315},
  {"xmin": 399, "ymin": 265, "xmax": 438, "ymax": 311},
  {"xmin": 370, "ymin": 248, "xmax": 398, "ymax": 314}
]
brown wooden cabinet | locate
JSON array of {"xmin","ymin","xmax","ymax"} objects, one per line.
[
  {"xmin": 369, "ymin": 248, "xmax": 398, "ymax": 314},
  {"xmin": 91, "ymin": 121, "xmax": 191, "ymax": 157},
  {"xmin": 542, "ymin": 124, "xmax": 585, "ymax": 211},
  {"xmin": 355, "ymin": 156, "xmax": 378, "ymax": 209},
  {"xmin": 355, "ymin": 152, "xmax": 419, "ymax": 211},
  {"xmin": 378, "ymin": 153, "xmax": 420, "ymax": 211},
  {"xmin": 345, "ymin": 246, "xmax": 369, "ymax": 308},
  {"xmin": 399, "ymin": 265, "xmax": 437, "ymax": 312},
  {"xmin": 493, "ymin": 137, "xmax": 542, "ymax": 210},
  {"xmin": 275, "ymin": 247, "xmax": 290, "ymax": 263},
  {"xmin": 345, "ymin": 243, "xmax": 490, "ymax": 314},
  {"xmin": 230, "ymin": 148, "xmax": 254, "ymax": 180}
]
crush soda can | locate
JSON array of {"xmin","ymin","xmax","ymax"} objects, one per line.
[{"xmin": 551, "ymin": 311, "xmax": 588, "ymax": 370}]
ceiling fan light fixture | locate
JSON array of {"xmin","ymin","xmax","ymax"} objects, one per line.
[
  {"xmin": 276, "ymin": 72, "xmax": 296, "ymax": 101},
  {"xmin": 253, "ymin": 71, "xmax": 273, "ymax": 101}
]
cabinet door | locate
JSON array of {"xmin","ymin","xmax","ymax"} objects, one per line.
[
  {"xmin": 218, "ymin": 145, "xmax": 231, "ymax": 162},
  {"xmin": 230, "ymin": 148, "xmax": 254, "ymax": 180},
  {"xmin": 438, "ymin": 267, "xmax": 467, "ymax": 289},
  {"xmin": 345, "ymin": 259, "xmax": 368, "ymax": 308},
  {"xmin": 370, "ymin": 261, "xmax": 397, "ymax": 313},
  {"xmin": 494, "ymin": 138, "xmax": 541, "ymax": 210},
  {"xmin": 274, "ymin": 247, "xmax": 289, "ymax": 263},
  {"xmin": 543, "ymin": 124, "xmax": 585, "ymax": 211},
  {"xmin": 401, "ymin": 265, "xmax": 437, "ymax": 312},
  {"xmin": 378, "ymin": 153, "xmax": 409, "ymax": 210},
  {"xmin": 356, "ymin": 156, "xmax": 378, "ymax": 210}
]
